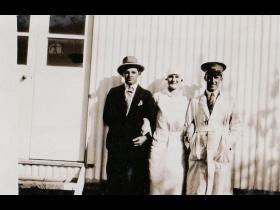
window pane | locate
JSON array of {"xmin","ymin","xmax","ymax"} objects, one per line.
[
  {"xmin": 47, "ymin": 38, "xmax": 84, "ymax": 67},
  {"xmin": 17, "ymin": 36, "xmax": 29, "ymax": 65},
  {"xmin": 49, "ymin": 15, "xmax": 86, "ymax": 35},
  {"xmin": 17, "ymin": 15, "xmax": 30, "ymax": 32}
]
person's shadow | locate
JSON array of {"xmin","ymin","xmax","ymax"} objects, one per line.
[{"xmin": 86, "ymin": 75, "xmax": 122, "ymax": 182}]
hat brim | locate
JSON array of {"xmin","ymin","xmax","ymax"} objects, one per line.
[
  {"xmin": 117, "ymin": 63, "xmax": 144, "ymax": 75},
  {"xmin": 201, "ymin": 62, "xmax": 226, "ymax": 72}
]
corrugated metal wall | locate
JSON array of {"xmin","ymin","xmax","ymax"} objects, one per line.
[{"xmin": 86, "ymin": 15, "xmax": 280, "ymax": 191}]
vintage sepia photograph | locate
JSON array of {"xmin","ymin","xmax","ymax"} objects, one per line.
[{"xmin": 0, "ymin": 15, "xmax": 279, "ymax": 195}]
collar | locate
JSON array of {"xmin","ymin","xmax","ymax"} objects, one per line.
[
  {"xmin": 205, "ymin": 89, "xmax": 221, "ymax": 99},
  {"xmin": 162, "ymin": 87, "xmax": 183, "ymax": 97},
  {"xmin": 124, "ymin": 83, "xmax": 138, "ymax": 91}
]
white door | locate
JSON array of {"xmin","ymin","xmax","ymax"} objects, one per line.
[{"xmin": 17, "ymin": 15, "xmax": 93, "ymax": 162}]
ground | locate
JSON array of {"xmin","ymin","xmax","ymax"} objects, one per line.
[{"xmin": 19, "ymin": 182, "xmax": 280, "ymax": 195}]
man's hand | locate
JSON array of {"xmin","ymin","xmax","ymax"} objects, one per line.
[
  {"xmin": 132, "ymin": 136, "xmax": 148, "ymax": 147},
  {"xmin": 141, "ymin": 118, "xmax": 151, "ymax": 136},
  {"xmin": 184, "ymin": 135, "xmax": 190, "ymax": 149},
  {"xmin": 183, "ymin": 123, "xmax": 195, "ymax": 148}
]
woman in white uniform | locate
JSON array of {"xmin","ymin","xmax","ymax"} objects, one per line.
[{"xmin": 149, "ymin": 67, "xmax": 189, "ymax": 195}]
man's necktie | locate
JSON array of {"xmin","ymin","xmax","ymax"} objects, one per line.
[
  {"xmin": 207, "ymin": 92, "xmax": 215, "ymax": 114},
  {"xmin": 127, "ymin": 86, "xmax": 134, "ymax": 96}
]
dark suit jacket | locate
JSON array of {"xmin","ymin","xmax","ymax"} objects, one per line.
[{"xmin": 103, "ymin": 84, "xmax": 157, "ymax": 159}]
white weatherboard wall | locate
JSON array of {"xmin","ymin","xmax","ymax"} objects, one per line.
[
  {"xmin": 0, "ymin": 15, "xmax": 18, "ymax": 194},
  {"xmin": 86, "ymin": 15, "xmax": 280, "ymax": 191}
]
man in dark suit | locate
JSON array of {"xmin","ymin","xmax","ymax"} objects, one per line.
[{"xmin": 103, "ymin": 56, "xmax": 157, "ymax": 195}]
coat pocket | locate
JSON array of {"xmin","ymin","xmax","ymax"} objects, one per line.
[
  {"xmin": 214, "ymin": 135, "xmax": 232, "ymax": 163},
  {"xmin": 189, "ymin": 133, "xmax": 207, "ymax": 161}
]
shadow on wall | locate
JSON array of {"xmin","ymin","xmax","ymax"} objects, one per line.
[
  {"xmin": 147, "ymin": 78, "xmax": 166, "ymax": 94},
  {"xmin": 233, "ymin": 69, "xmax": 280, "ymax": 191},
  {"xmin": 87, "ymin": 76, "xmax": 122, "ymax": 179},
  {"xmin": 247, "ymin": 70, "xmax": 279, "ymax": 137},
  {"xmin": 182, "ymin": 84, "xmax": 203, "ymax": 99}
]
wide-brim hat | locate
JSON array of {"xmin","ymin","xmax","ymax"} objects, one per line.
[
  {"xmin": 117, "ymin": 56, "xmax": 144, "ymax": 75},
  {"xmin": 201, "ymin": 62, "xmax": 227, "ymax": 74}
]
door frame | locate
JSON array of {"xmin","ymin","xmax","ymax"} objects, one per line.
[{"xmin": 17, "ymin": 15, "xmax": 94, "ymax": 162}]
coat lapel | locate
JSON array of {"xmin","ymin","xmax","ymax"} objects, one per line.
[
  {"xmin": 199, "ymin": 94, "xmax": 210, "ymax": 120},
  {"xmin": 120, "ymin": 85, "xmax": 128, "ymax": 116},
  {"xmin": 126, "ymin": 85, "xmax": 142, "ymax": 116}
]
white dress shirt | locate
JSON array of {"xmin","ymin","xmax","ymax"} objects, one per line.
[
  {"xmin": 124, "ymin": 83, "xmax": 138, "ymax": 115},
  {"xmin": 205, "ymin": 89, "xmax": 220, "ymax": 102}
]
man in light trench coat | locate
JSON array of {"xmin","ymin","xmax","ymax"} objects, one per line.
[{"xmin": 184, "ymin": 62, "xmax": 241, "ymax": 195}]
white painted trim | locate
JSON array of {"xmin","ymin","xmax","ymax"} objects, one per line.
[
  {"xmin": 19, "ymin": 159, "xmax": 84, "ymax": 167},
  {"xmin": 74, "ymin": 165, "xmax": 85, "ymax": 195},
  {"xmin": 47, "ymin": 34, "xmax": 85, "ymax": 39},
  {"xmin": 17, "ymin": 32, "xmax": 29, "ymax": 36}
]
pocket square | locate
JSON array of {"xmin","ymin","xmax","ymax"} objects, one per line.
[{"xmin": 138, "ymin": 100, "xmax": 143, "ymax": 106}]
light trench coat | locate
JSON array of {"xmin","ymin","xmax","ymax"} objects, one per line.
[
  {"xmin": 185, "ymin": 91, "xmax": 241, "ymax": 195},
  {"xmin": 149, "ymin": 89, "xmax": 188, "ymax": 195}
]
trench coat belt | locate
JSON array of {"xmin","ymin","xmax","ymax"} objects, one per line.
[{"xmin": 195, "ymin": 125, "xmax": 224, "ymax": 133}]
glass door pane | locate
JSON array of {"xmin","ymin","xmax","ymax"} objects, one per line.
[
  {"xmin": 47, "ymin": 38, "xmax": 84, "ymax": 67},
  {"xmin": 49, "ymin": 15, "xmax": 86, "ymax": 35},
  {"xmin": 17, "ymin": 15, "xmax": 30, "ymax": 32},
  {"xmin": 17, "ymin": 36, "xmax": 29, "ymax": 65},
  {"xmin": 17, "ymin": 15, "xmax": 30, "ymax": 65}
]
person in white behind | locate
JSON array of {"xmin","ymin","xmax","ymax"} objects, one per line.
[{"xmin": 149, "ymin": 67, "xmax": 189, "ymax": 195}]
